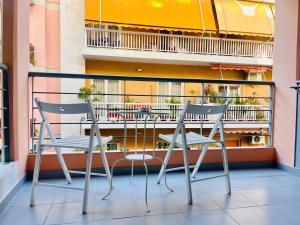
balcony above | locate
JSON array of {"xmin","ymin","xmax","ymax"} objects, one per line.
[
  {"xmin": 82, "ymin": 102, "xmax": 270, "ymax": 130},
  {"xmin": 82, "ymin": 28, "xmax": 274, "ymax": 66}
]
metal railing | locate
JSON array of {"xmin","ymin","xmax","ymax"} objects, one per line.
[
  {"xmin": 29, "ymin": 72, "xmax": 275, "ymax": 152},
  {"xmin": 91, "ymin": 102, "xmax": 270, "ymax": 123},
  {"xmin": 85, "ymin": 28, "xmax": 274, "ymax": 58},
  {"xmin": 0, "ymin": 64, "xmax": 10, "ymax": 163}
]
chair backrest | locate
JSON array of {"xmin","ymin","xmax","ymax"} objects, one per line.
[
  {"xmin": 178, "ymin": 101, "xmax": 229, "ymax": 124},
  {"xmin": 185, "ymin": 104, "xmax": 228, "ymax": 116},
  {"xmin": 35, "ymin": 97, "xmax": 97, "ymax": 122},
  {"xmin": 37, "ymin": 101, "xmax": 91, "ymax": 115},
  {"xmin": 171, "ymin": 101, "xmax": 230, "ymax": 142},
  {"xmin": 35, "ymin": 97, "xmax": 101, "ymax": 144}
]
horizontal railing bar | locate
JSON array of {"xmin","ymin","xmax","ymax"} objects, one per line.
[
  {"xmin": 75, "ymin": 108, "xmax": 273, "ymax": 112},
  {"xmin": 29, "ymin": 72, "xmax": 275, "ymax": 86},
  {"xmin": 32, "ymin": 134, "xmax": 271, "ymax": 141},
  {"xmin": 32, "ymin": 91, "xmax": 272, "ymax": 99},
  {"xmin": 33, "ymin": 121, "xmax": 271, "ymax": 125},
  {"xmin": 32, "ymin": 107, "xmax": 272, "ymax": 112}
]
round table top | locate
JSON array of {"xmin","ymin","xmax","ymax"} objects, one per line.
[{"xmin": 114, "ymin": 110, "xmax": 170, "ymax": 115}]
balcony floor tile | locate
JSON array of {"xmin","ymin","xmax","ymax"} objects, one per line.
[{"xmin": 2, "ymin": 169, "xmax": 300, "ymax": 225}]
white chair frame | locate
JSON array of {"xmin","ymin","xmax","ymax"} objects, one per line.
[
  {"xmin": 156, "ymin": 101, "xmax": 231, "ymax": 204},
  {"xmin": 30, "ymin": 98, "xmax": 112, "ymax": 214}
]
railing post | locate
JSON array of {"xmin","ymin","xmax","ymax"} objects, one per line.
[
  {"xmin": 0, "ymin": 64, "xmax": 10, "ymax": 163},
  {"xmin": 268, "ymin": 85, "xmax": 274, "ymax": 147}
]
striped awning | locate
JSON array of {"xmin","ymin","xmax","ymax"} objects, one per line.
[
  {"xmin": 214, "ymin": 0, "xmax": 275, "ymax": 37},
  {"xmin": 211, "ymin": 64, "xmax": 272, "ymax": 71},
  {"xmin": 225, "ymin": 128, "xmax": 266, "ymax": 134},
  {"xmin": 85, "ymin": 0, "xmax": 217, "ymax": 33}
]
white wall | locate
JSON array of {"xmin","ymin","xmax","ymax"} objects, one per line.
[{"xmin": 60, "ymin": 0, "xmax": 85, "ymax": 137}]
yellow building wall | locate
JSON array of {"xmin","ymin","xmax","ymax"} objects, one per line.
[
  {"xmin": 86, "ymin": 60, "xmax": 265, "ymax": 103},
  {"xmin": 85, "ymin": 60, "xmax": 272, "ymax": 104},
  {"xmin": 98, "ymin": 128, "xmax": 265, "ymax": 150},
  {"xmin": 86, "ymin": 60, "xmax": 245, "ymax": 79}
]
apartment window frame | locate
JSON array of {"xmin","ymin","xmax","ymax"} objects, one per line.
[
  {"xmin": 218, "ymin": 85, "xmax": 241, "ymax": 98},
  {"xmin": 247, "ymin": 71, "xmax": 263, "ymax": 81},
  {"xmin": 92, "ymin": 79, "xmax": 122, "ymax": 103},
  {"xmin": 157, "ymin": 82, "xmax": 184, "ymax": 104}
]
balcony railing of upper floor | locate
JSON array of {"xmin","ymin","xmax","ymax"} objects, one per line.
[
  {"xmin": 85, "ymin": 27, "xmax": 274, "ymax": 58},
  {"xmin": 90, "ymin": 102, "xmax": 270, "ymax": 125}
]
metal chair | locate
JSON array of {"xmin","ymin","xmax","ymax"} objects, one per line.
[
  {"xmin": 30, "ymin": 98, "xmax": 112, "ymax": 214},
  {"xmin": 156, "ymin": 101, "xmax": 231, "ymax": 204}
]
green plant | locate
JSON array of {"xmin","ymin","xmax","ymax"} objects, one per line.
[
  {"xmin": 189, "ymin": 89, "xmax": 197, "ymax": 103},
  {"xmin": 78, "ymin": 84, "xmax": 103, "ymax": 102},
  {"xmin": 33, "ymin": 128, "xmax": 39, "ymax": 137},
  {"xmin": 244, "ymin": 92, "xmax": 259, "ymax": 105},
  {"xmin": 78, "ymin": 86, "xmax": 92, "ymax": 100},
  {"xmin": 165, "ymin": 97, "xmax": 181, "ymax": 120},
  {"xmin": 203, "ymin": 84, "xmax": 218, "ymax": 103},
  {"xmin": 30, "ymin": 57, "xmax": 36, "ymax": 66},
  {"xmin": 165, "ymin": 96, "xmax": 181, "ymax": 104},
  {"xmin": 125, "ymin": 96, "xmax": 134, "ymax": 103}
]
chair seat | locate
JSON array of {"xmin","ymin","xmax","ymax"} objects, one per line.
[
  {"xmin": 125, "ymin": 154, "xmax": 153, "ymax": 161},
  {"xmin": 159, "ymin": 132, "xmax": 219, "ymax": 146},
  {"xmin": 41, "ymin": 135, "xmax": 113, "ymax": 149}
]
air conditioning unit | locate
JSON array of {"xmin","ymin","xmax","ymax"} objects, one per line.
[{"xmin": 250, "ymin": 135, "xmax": 265, "ymax": 145}]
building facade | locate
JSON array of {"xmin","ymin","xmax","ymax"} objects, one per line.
[{"xmin": 29, "ymin": 0, "xmax": 275, "ymax": 151}]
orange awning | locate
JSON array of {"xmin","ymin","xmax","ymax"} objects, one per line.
[
  {"xmin": 214, "ymin": 0, "xmax": 275, "ymax": 37},
  {"xmin": 225, "ymin": 128, "xmax": 266, "ymax": 134},
  {"xmin": 211, "ymin": 64, "xmax": 272, "ymax": 71},
  {"xmin": 85, "ymin": 0, "xmax": 217, "ymax": 33}
]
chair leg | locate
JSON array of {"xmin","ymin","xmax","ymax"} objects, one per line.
[
  {"xmin": 222, "ymin": 143, "xmax": 231, "ymax": 195},
  {"xmin": 142, "ymin": 161, "xmax": 149, "ymax": 212},
  {"xmin": 55, "ymin": 147, "xmax": 72, "ymax": 184},
  {"xmin": 154, "ymin": 156, "xmax": 174, "ymax": 192},
  {"xmin": 191, "ymin": 144, "xmax": 208, "ymax": 178},
  {"xmin": 103, "ymin": 158, "xmax": 124, "ymax": 200},
  {"xmin": 183, "ymin": 146, "xmax": 193, "ymax": 205},
  {"xmin": 30, "ymin": 148, "xmax": 43, "ymax": 207},
  {"xmin": 100, "ymin": 149, "xmax": 111, "ymax": 186},
  {"xmin": 131, "ymin": 161, "xmax": 134, "ymax": 182},
  {"xmin": 82, "ymin": 149, "xmax": 93, "ymax": 214},
  {"xmin": 157, "ymin": 143, "xmax": 174, "ymax": 184}
]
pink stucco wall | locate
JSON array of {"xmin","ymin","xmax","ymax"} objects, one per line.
[
  {"xmin": 272, "ymin": 0, "xmax": 300, "ymax": 167},
  {"xmin": 29, "ymin": 2, "xmax": 61, "ymax": 135},
  {"xmin": 3, "ymin": 0, "xmax": 30, "ymax": 177},
  {"xmin": 29, "ymin": 4, "xmax": 60, "ymax": 69}
]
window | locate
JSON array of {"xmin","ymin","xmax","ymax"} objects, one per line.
[
  {"xmin": 157, "ymin": 82, "xmax": 182, "ymax": 104},
  {"xmin": 93, "ymin": 80, "xmax": 121, "ymax": 103},
  {"xmin": 247, "ymin": 71, "xmax": 263, "ymax": 81},
  {"xmin": 218, "ymin": 86, "xmax": 240, "ymax": 97}
]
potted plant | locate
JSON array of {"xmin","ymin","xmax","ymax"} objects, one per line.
[{"xmin": 165, "ymin": 97, "xmax": 181, "ymax": 120}]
